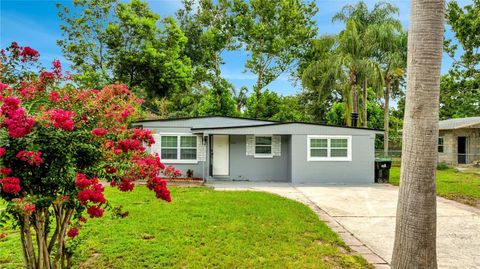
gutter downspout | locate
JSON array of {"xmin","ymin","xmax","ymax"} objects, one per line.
[{"xmin": 202, "ymin": 134, "xmax": 208, "ymax": 184}]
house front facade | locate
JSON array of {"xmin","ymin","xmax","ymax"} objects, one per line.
[
  {"xmin": 134, "ymin": 116, "xmax": 381, "ymax": 184},
  {"xmin": 438, "ymin": 117, "xmax": 480, "ymax": 165}
]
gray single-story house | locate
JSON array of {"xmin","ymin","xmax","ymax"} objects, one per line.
[
  {"xmin": 133, "ymin": 116, "xmax": 381, "ymax": 184},
  {"xmin": 438, "ymin": 117, "xmax": 480, "ymax": 165}
]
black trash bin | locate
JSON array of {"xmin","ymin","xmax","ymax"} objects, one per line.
[{"xmin": 375, "ymin": 159, "xmax": 392, "ymax": 183}]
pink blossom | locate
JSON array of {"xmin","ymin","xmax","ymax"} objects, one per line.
[
  {"xmin": 91, "ymin": 128, "xmax": 108, "ymax": 137},
  {"xmin": 47, "ymin": 108, "xmax": 76, "ymax": 131},
  {"xmin": 67, "ymin": 227, "xmax": 78, "ymax": 238},
  {"xmin": 16, "ymin": 150, "xmax": 43, "ymax": 166},
  {"xmin": 1, "ymin": 177, "xmax": 21, "ymax": 194}
]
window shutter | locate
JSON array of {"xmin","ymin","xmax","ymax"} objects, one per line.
[
  {"xmin": 246, "ymin": 135, "xmax": 255, "ymax": 156},
  {"xmin": 197, "ymin": 135, "xmax": 206, "ymax": 161},
  {"xmin": 272, "ymin": 135, "xmax": 281, "ymax": 156},
  {"xmin": 151, "ymin": 134, "xmax": 161, "ymax": 155}
]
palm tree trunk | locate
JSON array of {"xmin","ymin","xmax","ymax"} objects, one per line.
[
  {"xmin": 383, "ymin": 79, "xmax": 390, "ymax": 156},
  {"xmin": 363, "ymin": 78, "xmax": 368, "ymax": 128},
  {"xmin": 350, "ymin": 71, "xmax": 358, "ymax": 127},
  {"xmin": 391, "ymin": 0, "xmax": 444, "ymax": 268}
]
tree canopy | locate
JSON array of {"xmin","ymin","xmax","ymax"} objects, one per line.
[
  {"xmin": 53, "ymin": 0, "xmax": 479, "ymax": 154},
  {"xmin": 441, "ymin": 0, "xmax": 480, "ymax": 119}
]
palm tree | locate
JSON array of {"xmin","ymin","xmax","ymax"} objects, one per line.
[
  {"xmin": 391, "ymin": 0, "xmax": 444, "ymax": 267},
  {"xmin": 333, "ymin": 1, "xmax": 401, "ymax": 127},
  {"xmin": 333, "ymin": 1, "xmax": 400, "ymax": 31},
  {"xmin": 301, "ymin": 36, "xmax": 346, "ymax": 123},
  {"xmin": 366, "ymin": 24, "xmax": 407, "ymax": 155},
  {"xmin": 301, "ymin": 22, "xmax": 381, "ymax": 127},
  {"xmin": 336, "ymin": 19, "xmax": 384, "ymax": 126},
  {"xmin": 231, "ymin": 86, "xmax": 249, "ymax": 113}
]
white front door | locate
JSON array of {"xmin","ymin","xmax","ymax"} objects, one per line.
[{"xmin": 212, "ymin": 135, "xmax": 229, "ymax": 176}]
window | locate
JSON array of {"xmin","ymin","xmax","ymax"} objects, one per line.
[
  {"xmin": 160, "ymin": 134, "xmax": 197, "ymax": 162},
  {"xmin": 308, "ymin": 136, "xmax": 351, "ymax": 161},
  {"xmin": 180, "ymin": 136, "xmax": 197, "ymax": 159},
  {"xmin": 255, "ymin": 136, "xmax": 272, "ymax": 157},
  {"xmin": 310, "ymin": 138, "xmax": 328, "ymax": 157},
  {"xmin": 438, "ymin": 137, "xmax": 444, "ymax": 153},
  {"xmin": 161, "ymin": 136, "xmax": 178, "ymax": 159}
]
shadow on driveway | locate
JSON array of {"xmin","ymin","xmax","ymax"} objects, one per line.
[{"xmin": 207, "ymin": 181, "xmax": 480, "ymax": 269}]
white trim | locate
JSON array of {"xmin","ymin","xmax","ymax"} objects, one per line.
[
  {"xmin": 307, "ymin": 135, "xmax": 352, "ymax": 162},
  {"xmin": 254, "ymin": 154, "xmax": 274, "ymax": 159},
  {"xmin": 254, "ymin": 135, "xmax": 273, "ymax": 158},
  {"xmin": 158, "ymin": 133, "xmax": 198, "ymax": 162},
  {"xmin": 438, "ymin": 136, "xmax": 444, "ymax": 153},
  {"xmin": 162, "ymin": 159, "xmax": 199, "ymax": 164}
]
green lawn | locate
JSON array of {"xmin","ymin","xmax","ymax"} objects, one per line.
[
  {"xmin": 389, "ymin": 167, "xmax": 480, "ymax": 207},
  {"xmin": 0, "ymin": 186, "xmax": 369, "ymax": 269}
]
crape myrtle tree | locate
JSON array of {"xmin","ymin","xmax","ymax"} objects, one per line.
[{"xmin": 0, "ymin": 43, "xmax": 171, "ymax": 269}]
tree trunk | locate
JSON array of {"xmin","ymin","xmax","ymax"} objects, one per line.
[
  {"xmin": 363, "ymin": 78, "xmax": 368, "ymax": 128},
  {"xmin": 350, "ymin": 71, "xmax": 358, "ymax": 127},
  {"xmin": 20, "ymin": 216, "xmax": 36, "ymax": 269},
  {"xmin": 214, "ymin": 54, "xmax": 222, "ymax": 113},
  {"xmin": 18, "ymin": 205, "xmax": 74, "ymax": 269},
  {"xmin": 391, "ymin": 0, "xmax": 444, "ymax": 268},
  {"xmin": 383, "ymin": 79, "xmax": 390, "ymax": 156},
  {"xmin": 254, "ymin": 70, "xmax": 263, "ymax": 119}
]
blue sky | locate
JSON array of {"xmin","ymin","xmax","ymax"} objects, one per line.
[{"xmin": 0, "ymin": 0, "xmax": 470, "ymax": 96}]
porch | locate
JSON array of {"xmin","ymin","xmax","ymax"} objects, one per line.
[{"xmin": 206, "ymin": 134, "xmax": 291, "ymax": 182}]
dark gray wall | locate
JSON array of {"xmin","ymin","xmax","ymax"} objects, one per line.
[
  {"xmin": 228, "ymin": 135, "xmax": 290, "ymax": 182},
  {"xmin": 290, "ymin": 134, "xmax": 375, "ymax": 184}
]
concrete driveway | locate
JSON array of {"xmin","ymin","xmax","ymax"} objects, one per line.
[{"xmin": 208, "ymin": 181, "xmax": 480, "ymax": 269}]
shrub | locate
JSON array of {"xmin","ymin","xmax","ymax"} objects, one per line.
[
  {"xmin": 437, "ymin": 162, "xmax": 450, "ymax": 170},
  {"xmin": 0, "ymin": 42, "xmax": 171, "ymax": 269}
]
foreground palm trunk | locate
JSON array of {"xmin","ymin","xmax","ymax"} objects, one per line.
[{"xmin": 391, "ymin": 1, "xmax": 444, "ymax": 268}]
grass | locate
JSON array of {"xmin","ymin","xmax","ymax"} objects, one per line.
[
  {"xmin": 389, "ymin": 167, "xmax": 480, "ymax": 208},
  {"xmin": 0, "ymin": 186, "xmax": 369, "ymax": 269}
]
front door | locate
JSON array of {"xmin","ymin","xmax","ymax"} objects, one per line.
[
  {"xmin": 212, "ymin": 135, "xmax": 229, "ymax": 176},
  {"xmin": 458, "ymin": 136, "xmax": 467, "ymax": 164}
]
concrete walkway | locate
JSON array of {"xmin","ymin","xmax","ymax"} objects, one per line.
[{"xmin": 207, "ymin": 181, "xmax": 480, "ymax": 269}]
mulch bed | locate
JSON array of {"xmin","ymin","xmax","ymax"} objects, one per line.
[{"xmin": 162, "ymin": 177, "xmax": 204, "ymax": 186}]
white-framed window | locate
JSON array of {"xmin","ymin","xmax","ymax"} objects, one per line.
[
  {"xmin": 254, "ymin": 136, "xmax": 273, "ymax": 158},
  {"xmin": 438, "ymin": 137, "xmax": 444, "ymax": 153},
  {"xmin": 307, "ymin": 135, "xmax": 352, "ymax": 161},
  {"xmin": 160, "ymin": 134, "xmax": 197, "ymax": 163}
]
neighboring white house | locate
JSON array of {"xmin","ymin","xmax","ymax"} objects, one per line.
[
  {"xmin": 438, "ymin": 117, "xmax": 480, "ymax": 165},
  {"xmin": 134, "ymin": 116, "xmax": 382, "ymax": 184}
]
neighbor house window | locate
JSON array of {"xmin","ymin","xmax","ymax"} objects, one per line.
[
  {"xmin": 160, "ymin": 135, "xmax": 197, "ymax": 162},
  {"xmin": 308, "ymin": 136, "xmax": 351, "ymax": 161},
  {"xmin": 255, "ymin": 136, "xmax": 272, "ymax": 157},
  {"xmin": 438, "ymin": 137, "xmax": 444, "ymax": 153}
]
